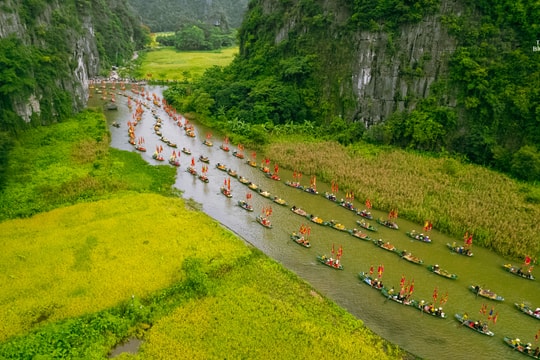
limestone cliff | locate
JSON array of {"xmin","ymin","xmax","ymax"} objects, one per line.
[{"xmin": 0, "ymin": 0, "xmax": 146, "ymax": 128}]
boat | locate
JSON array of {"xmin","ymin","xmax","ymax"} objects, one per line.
[
  {"xmin": 199, "ymin": 155, "xmax": 210, "ymax": 163},
  {"xmin": 514, "ymin": 303, "xmax": 540, "ymax": 320},
  {"xmin": 323, "ymin": 192, "xmax": 338, "ymax": 202},
  {"xmin": 400, "ymin": 251, "xmax": 424, "ymax": 265},
  {"xmin": 256, "ymin": 215, "xmax": 272, "ymax": 228},
  {"xmin": 203, "ymin": 139, "xmax": 213, "ymax": 146},
  {"xmin": 168, "ymin": 152, "xmax": 181, "ymax": 167},
  {"xmin": 247, "ymin": 182, "xmax": 258, "ymax": 191},
  {"xmin": 339, "ymin": 200, "xmax": 357, "ymax": 212},
  {"xmin": 198, "ymin": 174, "xmax": 209, "ymax": 183},
  {"xmin": 232, "ymin": 150, "xmax": 244, "ymax": 159},
  {"xmin": 327, "ymin": 220, "xmax": 347, "ymax": 232},
  {"xmin": 426, "ymin": 265, "xmax": 458, "ymax": 279},
  {"xmin": 381, "ymin": 286, "xmax": 414, "ymax": 305},
  {"xmin": 246, "ymin": 159, "xmax": 257, "ymax": 167},
  {"xmin": 152, "ymin": 151, "xmax": 164, "ymax": 161},
  {"xmin": 272, "ymin": 196, "xmax": 288, "ymax": 206},
  {"xmin": 238, "ymin": 176, "xmax": 250, "ymax": 184},
  {"xmin": 111, "ymin": 121, "xmax": 120, "ymax": 128},
  {"xmin": 356, "ymin": 219, "xmax": 377, "ymax": 232},
  {"xmin": 265, "ymin": 172, "xmax": 281, "ymax": 181},
  {"xmin": 187, "ymin": 167, "xmax": 197, "ymax": 176},
  {"xmin": 285, "ymin": 181, "xmax": 304, "ymax": 190},
  {"xmin": 377, "ymin": 218, "xmax": 399, "ymax": 230},
  {"xmin": 238, "ymin": 200, "xmax": 253, "ymax": 211},
  {"xmin": 227, "ymin": 169, "xmax": 237, "ymax": 178},
  {"xmin": 503, "ymin": 264, "xmax": 535, "ymax": 280},
  {"xmin": 373, "ymin": 239, "xmax": 399, "ymax": 254},
  {"xmin": 356, "ymin": 209, "xmax": 373, "ymax": 220},
  {"xmin": 216, "ymin": 163, "xmax": 227, "ymax": 171},
  {"xmin": 348, "ymin": 228, "xmax": 372, "ymax": 241},
  {"xmin": 503, "ymin": 337, "xmax": 540, "ymax": 358},
  {"xmin": 454, "ymin": 313, "xmax": 494, "ymax": 336},
  {"xmin": 304, "ymin": 186, "xmax": 318, "ymax": 195},
  {"xmin": 358, "ymin": 271, "xmax": 384, "ymax": 290},
  {"xmin": 307, "ymin": 214, "xmax": 327, "ymax": 226},
  {"xmin": 446, "ymin": 242, "xmax": 473, "ymax": 256},
  {"xmin": 221, "ymin": 187, "xmax": 232, "ymax": 198},
  {"xmin": 317, "ymin": 255, "xmax": 343, "ymax": 270},
  {"xmin": 469, "ymin": 285, "xmax": 504, "ymax": 301},
  {"xmin": 406, "ymin": 230, "xmax": 432, "ymax": 243},
  {"xmin": 290, "ymin": 231, "xmax": 311, "ymax": 248},
  {"xmin": 134, "ymin": 137, "xmax": 146, "ymax": 152},
  {"xmin": 409, "ymin": 300, "xmax": 447, "ymax": 319},
  {"xmin": 291, "ymin": 206, "xmax": 308, "ymax": 217},
  {"xmin": 220, "ymin": 137, "xmax": 230, "ymax": 151},
  {"xmin": 257, "ymin": 189, "xmax": 272, "ymax": 198},
  {"xmin": 181, "ymin": 147, "xmax": 191, "ymax": 155}
]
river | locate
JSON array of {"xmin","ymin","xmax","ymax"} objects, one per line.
[{"xmin": 94, "ymin": 84, "xmax": 540, "ymax": 360}]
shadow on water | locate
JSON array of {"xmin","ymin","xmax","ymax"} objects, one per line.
[
  {"xmin": 97, "ymin": 85, "xmax": 540, "ymax": 360},
  {"xmin": 108, "ymin": 338, "xmax": 142, "ymax": 358}
]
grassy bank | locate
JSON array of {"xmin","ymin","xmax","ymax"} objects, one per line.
[{"xmin": 0, "ymin": 106, "xmax": 403, "ymax": 358}]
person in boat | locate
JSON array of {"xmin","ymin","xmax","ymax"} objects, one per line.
[
  {"xmin": 377, "ymin": 239, "xmax": 383, "ymax": 246},
  {"xmin": 534, "ymin": 347, "xmax": 539, "ymax": 357},
  {"xmin": 433, "ymin": 264, "xmax": 440, "ymax": 272},
  {"xmin": 462, "ymin": 312, "xmax": 468, "ymax": 321}
]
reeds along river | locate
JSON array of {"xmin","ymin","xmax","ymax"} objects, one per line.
[{"xmin": 95, "ymin": 84, "xmax": 540, "ymax": 360}]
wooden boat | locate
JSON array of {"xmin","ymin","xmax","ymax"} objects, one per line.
[
  {"xmin": 221, "ymin": 186, "xmax": 232, "ymax": 198},
  {"xmin": 409, "ymin": 300, "xmax": 447, "ymax": 319},
  {"xmin": 285, "ymin": 181, "xmax": 304, "ymax": 190},
  {"xmin": 406, "ymin": 230, "xmax": 432, "ymax": 243},
  {"xmin": 377, "ymin": 218, "xmax": 399, "ymax": 230},
  {"xmin": 215, "ymin": 163, "xmax": 227, "ymax": 171},
  {"xmin": 290, "ymin": 232, "xmax": 311, "ymax": 248},
  {"xmin": 503, "ymin": 264, "xmax": 535, "ymax": 280},
  {"xmin": 323, "ymin": 192, "xmax": 338, "ymax": 202},
  {"xmin": 304, "ymin": 186, "xmax": 318, "ymax": 195},
  {"xmin": 381, "ymin": 286, "xmax": 414, "ymax": 306},
  {"xmin": 307, "ymin": 214, "xmax": 327, "ymax": 226},
  {"xmin": 238, "ymin": 176, "xmax": 250, "ymax": 184},
  {"xmin": 400, "ymin": 251, "xmax": 424, "ymax": 265},
  {"xmin": 316, "ymin": 255, "xmax": 343, "ymax": 270},
  {"xmin": 227, "ymin": 169, "xmax": 237, "ymax": 178},
  {"xmin": 152, "ymin": 152, "xmax": 164, "ymax": 161},
  {"xmin": 203, "ymin": 139, "xmax": 213, "ymax": 146},
  {"xmin": 135, "ymin": 144, "xmax": 146, "ymax": 152},
  {"xmin": 426, "ymin": 265, "xmax": 458, "ymax": 279},
  {"xmin": 245, "ymin": 159, "xmax": 257, "ymax": 167},
  {"xmin": 181, "ymin": 147, "xmax": 191, "ymax": 155},
  {"xmin": 514, "ymin": 303, "xmax": 540, "ymax": 320},
  {"xmin": 256, "ymin": 215, "xmax": 272, "ymax": 228},
  {"xmin": 168, "ymin": 157, "xmax": 180, "ymax": 167},
  {"xmin": 291, "ymin": 206, "xmax": 308, "ymax": 217},
  {"xmin": 358, "ymin": 272, "xmax": 384, "ymax": 290},
  {"xmin": 356, "ymin": 209, "xmax": 373, "ymax": 220},
  {"xmin": 373, "ymin": 239, "xmax": 399, "ymax": 253},
  {"xmin": 454, "ymin": 313, "xmax": 494, "ymax": 336},
  {"xmin": 469, "ymin": 285, "xmax": 504, "ymax": 301},
  {"xmin": 265, "ymin": 172, "xmax": 280, "ymax": 181},
  {"xmin": 111, "ymin": 121, "xmax": 120, "ymax": 128},
  {"xmin": 446, "ymin": 242, "xmax": 473, "ymax": 256},
  {"xmin": 247, "ymin": 182, "xmax": 258, "ymax": 191},
  {"xmin": 220, "ymin": 144, "xmax": 230, "ymax": 152},
  {"xmin": 503, "ymin": 337, "xmax": 540, "ymax": 358},
  {"xmin": 198, "ymin": 174, "xmax": 209, "ymax": 183},
  {"xmin": 237, "ymin": 200, "xmax": 254, "ymax": 212},
  {"xmin": 339, "ymin": 201, "xmax": 357, "ymax": 212},
  {"xmin": 272, "ymin": 196, "xmax": 288, "ymax": 206},
  {"xmin": 327, "ymin": 220, "xmax": 347, "ymax": 232},
  {"xmin": 257, "ymin": 189, "xmax": 272, "ymax": 198},
  {"xmin": 186, "ymin": 167, "xmax": 197, "ymax": 176},
  {"xmin": 199, "ymin": 155, "xmax": 210, "ymax": 163},
  {"xmin": 348, "ymin": 228, "xmax": 372, "ymax": 241},
  {"xmin": 232, "ymin": 150, "xmax": 244, "ymax": 159},
  {"xmin": 259, "ymin": 165, "xmax": 270, "ymax": 173},
  {"xmin": 356, "ymin": 219, "xmax": 377, "ymax": 232}
]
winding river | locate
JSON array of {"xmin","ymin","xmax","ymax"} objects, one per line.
[{"xmin": 95, "ymin": 84, "xmax": 539, "ymax": 360}]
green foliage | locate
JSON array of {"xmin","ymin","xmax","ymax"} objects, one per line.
[{"xmin": 510, "ymin": 145, "xmax": 540, "ymax": 182}]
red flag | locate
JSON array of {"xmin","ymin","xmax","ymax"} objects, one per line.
[
  {"xmin": 331, "ymin": 244, "xmax": 335, "ymax": 256},
  {"xmin": 432, "ymin": 287, "xmax": 438, "ymax": 302},
  {"xmin": 535, "ymin": 329, "xmax": 540, "ymax": 341},
  {"xmin": 492, "ymin": 312, "xmax": 498, "ymax": 324},
  {"xmin": 337, "ymin": 246, "xmax": 343, "ymax": 258},
  {"xmin": 366, "ymin": 199, "xmax": 372, "ymax": 209},
  {"xmin": 307, "ymin": 227, "xmax": 311, "ymax": 236},
  {"xmin": 400, "ymin": 275, "xmax": 405, "ymax": 288},
  {"xmin": 409, "ymin": 280, "xmax": 414, "ymax": 295},
  {"xmin": 525, "ymin": 256, "xmax": 532, "ymax": 265},
  {"xmin": 274, "ymin": 164, "xmax": 279, "ymax": 173}
]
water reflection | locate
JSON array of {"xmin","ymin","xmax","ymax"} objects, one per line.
[{"xmin": 98, "ymin": 85, "xmax": 539, "ymax": 360}]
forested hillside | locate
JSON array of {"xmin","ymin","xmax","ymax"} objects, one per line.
[
  {"xmin": 165, "ymin": 0, "xmax": 540, "ymax": 181},
  {"xmin": 127, "ymin": 0, "xmax": 249, "ymax": 32}
]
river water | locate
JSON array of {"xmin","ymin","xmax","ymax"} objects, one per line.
[{"xmin": 94, "ymin": 84, "xmax": 540, "ymax": 360}]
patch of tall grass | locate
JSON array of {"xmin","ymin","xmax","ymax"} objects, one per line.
[{"xmin": 265, "ymin": 140, "xmax": 540, "ymax": 260}]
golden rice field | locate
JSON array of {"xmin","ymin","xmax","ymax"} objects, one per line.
[
  {"xmin": 135, "ymin": 47, "xmax": 238, "ymax": 81},
  {"xmin": 265, "ymin": 141, "xmax": 540, "ymax": 260},
  {"xmin": 0, "ymin": 193, "xmax": 251, "ymax": 342},
  {"xmin": 139, "ymin": 255, "xmax": 402, "ymax": 359}
]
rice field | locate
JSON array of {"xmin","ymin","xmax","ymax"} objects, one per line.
[{"xmin": 135, "ymin": 47, "xmax": 238, "ymax": 81}]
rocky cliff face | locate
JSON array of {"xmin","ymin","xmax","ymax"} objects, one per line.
[{"xmin": 261, "ymin": 0, "xmax": 461, "ymax": 126}]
